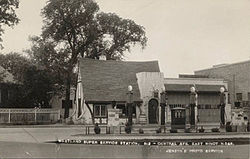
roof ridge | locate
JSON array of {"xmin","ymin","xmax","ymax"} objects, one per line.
[
  {"xmin": 79, "ymin": 58, "xmax": 159, "ymax": 63},
  {"xmin": 195, "ymin": 60, "xmax": 250, "ymax": 72}
]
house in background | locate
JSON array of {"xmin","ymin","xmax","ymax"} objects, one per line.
[
  {"xmin": 49, "ymin": 87, "xmax": 76, "ymax": 118},
  {"xmin": 0, "ymin": 66, "xmax": 18, "ymax": 108}
]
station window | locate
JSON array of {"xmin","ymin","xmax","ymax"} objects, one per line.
[
  {"xmin": 116, "ymin": 103, "xmax": 136, "ymax": 118},
  {"xmin": 236, "ymin": 93, "xmax": 242, "ymax": 101},
  {"xmin": 94, "ymin": 104, "xmax": 107, "ymax": 118}
]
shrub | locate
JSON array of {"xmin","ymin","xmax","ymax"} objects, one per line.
[
  {"xmin": 156, "ymin": 128, "xmax": 161, "ymax": 133},
  {"xmin": 125, "ymin": 123, "xmax": 131, "ymax": 134},
  {"xmin": 139, "ymin": 128, "xmax": 144, "ymax": 134},
  {"xmin": 226, "ymin": 122, "xmax": 232, "ymax": 132},
  {"xmin": 198, "ymin": 126, "xmax": 205, "ymax": 133},
  {"xmin": 170, "ymin": 129, "xmax": 177, "ymax": 133},
  {"xmin": 211, "ymin": 128, "xmax": 220, "ymax": 132},
  {"xmin": 94, "ymin": 123, "xmax": 101, "ymax": 134},
  {"xmin": 185, "ymin": 128, "xmax": 191, "ymax": 133}
]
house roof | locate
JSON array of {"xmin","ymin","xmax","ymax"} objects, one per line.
[
  {"xmin": 79, "ymin": 58, "xmax": 160, "ymax": 102},
  {"xmin": 195, "ymin": 60, "xmax": 250, "ymax": 72},
  {"xmin": 165, "ymin": 84, "xmax": 224, "ymax": 93},
  {"xmin": 0, "ymin": 66, "xmax": 15, "ymax": 83}
]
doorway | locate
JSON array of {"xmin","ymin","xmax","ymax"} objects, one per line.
[
  {"xmin": 171, "ymin": 108, "xmax": 186, "ymax": 129},
  {"xmin": 148, "ymin": 99, "xmax": 158, "ymax": 124}
]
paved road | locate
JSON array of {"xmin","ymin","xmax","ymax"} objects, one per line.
[
  {"xmin": 0, "ymin": 127, "xmax": 249, "ymax": 158},
  {"xmin": 0, "ymin": 127, "xmax": 84, "ymax": 143},
  {"xmin": 0, "ymin": 141, "xmax": 249, "ymax": 159},
  {"xmin": 0, "ymin": 127, "xmax": 249, "ymax": 142}
]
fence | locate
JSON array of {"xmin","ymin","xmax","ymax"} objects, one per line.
[{"xmin": 0, "ymin": 109, "xmax": 60, "ymax": 124}]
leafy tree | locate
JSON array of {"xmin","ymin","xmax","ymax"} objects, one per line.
[
  {"xmin": 0, "ymin": 0, "xmax": 19, "ymax": 49},
  {"xmin": 21, "ymin": 65, "xmax": 52, "ymax": 108},
  {"xmin": 0, "ymin": 68, "xmax": 7, "ymax": 83},
  {"xmin": 0, "ymin": 52, "xmax": 31, "ymax": 83},
  {"xmin": 29, "ymin": 0, "xmax": 147, "ymax": 119},
  {"xmin": 0, "ymin": 53, "xmax": 53, "ymax": 108}
]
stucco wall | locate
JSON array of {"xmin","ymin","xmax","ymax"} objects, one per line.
[{"xmin": 136, "ymin": 72, "xmax": 165, "ymax": 124}]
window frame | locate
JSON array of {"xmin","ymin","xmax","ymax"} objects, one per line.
[
  {"xmin": 116, "ymin": 103, "xmax": 136, "ymax": 118},
  {"xmin": 236, "ymin": 93, "xmax": 243, "ymax": 101},
  {"xmin": 94, "ymin": 104, "xmax": 107, "ymax": 118}
]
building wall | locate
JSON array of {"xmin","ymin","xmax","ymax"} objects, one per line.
[
  {"xmin": 165, "ymin": 78, "xmax": 231, "ymax": 125},
  {"xmin": 136, "ymin": 72, "xmax": 165, "ymax": 124},
  {"xmin": 195, "ymin": 60, "xmax": 250, "ymax": 107},
  {"xmin": 168, "ymin": 92, "xmax": 220, "ymax": 106},
  {"xmin": 50, "ymin": 88, "xmax": 76, "ymax": 119}
]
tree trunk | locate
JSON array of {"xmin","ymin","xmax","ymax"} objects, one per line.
[{"xmin": 64, "ymin": 72, "xmax": 71, "ymax": 119}]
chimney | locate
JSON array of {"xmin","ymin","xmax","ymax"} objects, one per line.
[{"xmin": 99, "ymin": 52, "xmax": 106, "ymax": 61}]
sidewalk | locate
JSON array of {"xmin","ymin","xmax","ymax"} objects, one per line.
[
  {"xmin": 0, "ymin": 126, "xmax": 249, "ymax": 144},
  {"xmin": 69, "ymin": 132, "xmax": 250, "ymax": 141}
]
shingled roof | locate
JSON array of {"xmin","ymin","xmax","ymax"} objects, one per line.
[{"xmin": 79, "ymin": 58, "xmax": 160, "ymax": 103}]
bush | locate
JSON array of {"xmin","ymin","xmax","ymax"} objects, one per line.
[
  {"xmin": 211, "ymin": 128, "xmax": 220, "ymax": 132},
  {"xmin": 125, "ymin": 123, "xmax": 131, "ymax": 134},
  {"xmin": 198, "ymin": 126, "xmax": 205, "ymax": 133},
  {"xmin": 226, "ymin": 122, "xmax": 232, "ymax": 132},
  {"xmin": 185, "ymin": 128, "xmax": 191, "ymax": 133},
  {"xmin": 156, "ymin": 128, "xmax": 161, "ymax": 133},
  {"xmin": 139, "ymin": 128, "xmax": 144, "ymax": 134},
  {"xmin": 94, "ymin": 123, "xmax": 101, "ymax": 134},
  {"xmin": 170, "ymin": 129, "xmax": 178, "ymax": 133}
]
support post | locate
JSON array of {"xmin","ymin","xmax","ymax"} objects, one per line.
[
  {"xmin": 8, "ymin": 109, "xmax": 11, "ymax": 123},
  {"xmin": 219, "ymin": 87, "xmax": 226, "ymax": 126},
  {"xmin": 58, "ymin": 110, "xmax": 60, "ymax": 121},
  {"xmin": 34, "ymin": 109, "xmax": 37, "ymax": 122},
  {"xmin": 160, "ymin": 91, "xmax": 166, "ymax": 126},
  {"xmin": 127, "ymin": 102, "xmax": 133, "ymax": 126},
  {"xmin": 190, "ymin": 86, "xmax": 198, "ymax": 129},
  {"xmin": 127, "ymin": 86, "xmax": 133, "ymax": 126}
]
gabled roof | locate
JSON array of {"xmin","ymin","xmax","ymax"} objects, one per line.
[
  {"xmin": 0, "ymin": 66, "xmax": 15, "ymax": 83},
  {"xmin": 79, "ymin": 58, "xmax": 160, "ymax": 103}
]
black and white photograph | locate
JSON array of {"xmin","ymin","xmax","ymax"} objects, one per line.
[{"xmin": 0, "ymin": 0, "xmax": 249, "ymax": 158}]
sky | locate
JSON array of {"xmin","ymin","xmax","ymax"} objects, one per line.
[{"xmin": 1, "ymin": 0, "xmax": 250, "ymax": 77}]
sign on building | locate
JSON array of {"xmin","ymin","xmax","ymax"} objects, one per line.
[{"xmin": 107, "ymin": 109, "xmax": 120, "ymax": 126}]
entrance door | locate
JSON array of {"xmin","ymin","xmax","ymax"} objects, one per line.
[
  {"xmin": 148, "ymin": 99, "xmax": 158, "ymax": 124},
  {"xmin": 171, "ymin": 109, "xmax": 186, "ymax": 129}
]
